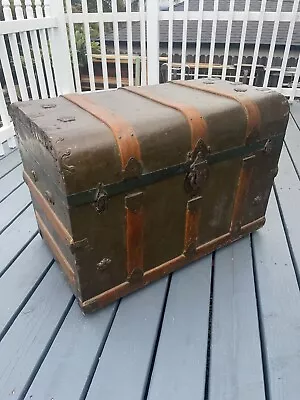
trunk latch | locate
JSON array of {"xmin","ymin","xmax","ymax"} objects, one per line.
[{"xmin": 185, "ymin": 139, "xmax": 210, "ymax": 194}]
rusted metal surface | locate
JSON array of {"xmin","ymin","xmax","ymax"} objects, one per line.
[
  {"xmin": 171, "ymin": 80, "xmax": 261, "ymax": 139},
  {"xmin": 124, "ymin": 86, "xmax": 208, "ymax": 149},
  {"xmin": 63, "ymin": 93, "xmax": 142, "ymax": 175},
  {"xmin": 11, "ymin": 79, "xmax": 289, "ymax": 313}
]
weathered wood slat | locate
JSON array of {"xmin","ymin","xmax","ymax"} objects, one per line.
[
  {"xmin": 0, "ymin": 264, "xmax": 73, "ymax": 400},
  {"xmin": 0, "ymin": 235, "xmax": 53, "ymax": 338},
  {"xmin": 0, "ymin": 183, "xmax": 31, "ymax": 233},
  {"xmin": 146, "ymin": 256, "xmax": 212, "ymax": 400},
  {"xmin": 0, "ymin": 150, "xmax": 21, "ymax": 179},
  {"xmin": 275, "ymin": 144, "xmax": 300, "ymax": 279},
  {"xmin": 252, "ymin": 191, "xmax": 300, "ymax": 400},
  {"xmin": 0, "ymin": 205, "xmax": 37, "ymax": 275},
  {"xmin": 209, "ymin": 238, "xmax": 265, "ymax": 400},
  {"xmin": 85, "ymin": 278, "xmax": 169, "ymax": 400},
  {"xmin": 0, "ymin": 164, "xmax": 23, "ymax": 202},
  {"xmin": 24, "ymin": 302, "xmax": 117, "ymax": 400}
]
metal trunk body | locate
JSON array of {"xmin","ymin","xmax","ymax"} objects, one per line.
[{"xmin": 10, "ymin": 79, "xmax": 289, "ymax": 313}]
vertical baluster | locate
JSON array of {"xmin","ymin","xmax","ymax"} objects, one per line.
[
  {"xmin": 13, "ymin": 0, "xmax": 39, "ymax": 99},
  {"xmin": 277, "ymin": 0, "xmax": 300, "ymax": 92},
  {"xmin": 290, "ymin": 55, "xmax": 300, "ymax": 101},
  {"xmin": 96, "ymin": 0, "xmax": 109, "ymax": 90},
  {"xmin": 44, "ymin": 0, "xmax": 74, "ymax": 95},
  {"xmin": 35, "ymin": 0, "xmax": 56, "ymax": 97},
  {"xmin": 2, "ymin": 0, "xmax": 28, "ymax": 100},
  {"xmin": 221, "ymin": 0, "xmax": 234, "ymax": 81},
  {"xmin": 65, "ymin": 0, "xmax": 81, "ymax": 92},
  {"xmin": 25, "ymin": 0, "xmax": 48, "ymax": 98},
  {"xmin": 111, "ymin": 0, "xmax": 122, "ymax": 87},
  {"xmin": 180, "ymin": 0, "xmax": 188, "ymax": 80},
  {"xmin": 194, "ymin": 0, "xmax": 203, "ymax": 79},
  {"xmin": 0, "ymin": 81, "xmax": 15, "ymax": 152},
  {"xmin": 139, "ymin": 0, "xmax": 147, "ymax": 85},
  {"xmin": 208, "ymin": 0, "xmax": 219, "ymax": 78},
  {"xmin": 235, "ymin": 0, "xmax": 251, "ymax": 83},
  {"xmin": 263, "ymin": 0, "xmax": 284, "ymax": 87},
  {"xmin": 125, "ymin": 0, "xmax": 134, "ymax": 86},
  {"xmin": 0, "ymin": 37, "xmax": 18, "ymax": 103},
  {"xmin": 81, "ymin": 0, "xmax": 95, "ymax": 91},
  {"xmin": 167, "ymin": 0, "xmax": 174, "ymax": 81},
  {"xmin": 249, "ymin": 0, "xmax": 267, "ymax": 86}
]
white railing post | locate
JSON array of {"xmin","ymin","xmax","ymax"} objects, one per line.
[
  {"xmin": 45, "ymin": 0, "xmax": 74, "ymax": 95},
  {"xmin": 147, "ymin": 0, "xmax": 159, "ymax": 85},
  {"xmin": 0, "ymin": 83, "xmax": 15, "ymax": 154}
]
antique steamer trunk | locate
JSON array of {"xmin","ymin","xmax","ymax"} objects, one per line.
[{"xmin": 10, "ymin": 79, "xmax": 289, "ymax": 313}]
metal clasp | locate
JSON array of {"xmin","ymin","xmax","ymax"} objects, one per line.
[{"xmin": 185, "ymin": 139, "xmax": 210, "ymax": 194}]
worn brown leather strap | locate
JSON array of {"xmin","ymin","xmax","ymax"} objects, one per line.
[
  {"xmin": 63, "ymin": 94, "xmax": 142, "ymax": 173},
  {"xmin": 124, "ymin": 86, "xmax": 208, "ymax": 149},
  {"xmin": 171, "ymin": 80, "xmax": 261, "ymax": 139}
]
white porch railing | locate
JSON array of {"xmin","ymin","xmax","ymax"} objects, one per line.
[{"xmin": 1, "ymin": 0, "xmax": 300, "ymax": 155}]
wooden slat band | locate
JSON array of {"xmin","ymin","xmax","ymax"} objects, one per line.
[
  {"xmin": 23, "ymin": 171, "xmax": 73, "ymax": 245},
  {"xmin": 184, "ymin": 196, "xmax": 202, "ymax": 256},
  {"xmin": 35, "ymin": 211, "xmax": 76, "ymax": 288},
  {"xmin": 63, "ymin": 93, "xmax": 142, "ymax": 171},
  {"xmin": 81, "ymin": 216, "xmax": 265, "ymax": 312},
  {"xmin": 230, "ymin": 155, "xmax": 256, "ymax": 234},
  {"xmin": 125, "ymin": 192, "xmax": 144, "ymax": 283},
  {"xmin": 171, "ymin": 80, "xmax": 261, "ymax": 139},
  {"xmin": 123, "ymin": 86, "xmax": 208, "ymax": 149}
]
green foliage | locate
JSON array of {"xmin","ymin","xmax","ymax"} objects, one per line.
[{"xmin": 74, "ymin": 27, "xmax": 100, "ymax": 68}]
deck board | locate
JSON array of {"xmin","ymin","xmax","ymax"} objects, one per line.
[
  {"xmin": 209, "ymin": 237, "xmax": 265, "ymax": 400},
  {"xmin": 0, "ymin": 103, "xmax": 300, "ymax": 400},
  {"xmin": 86, "ymin": 278, "xmax": 169, "ymax": 400},
  {"xmin": 146, "ymin": 256, "xmax": 212, "ymax": 400}
]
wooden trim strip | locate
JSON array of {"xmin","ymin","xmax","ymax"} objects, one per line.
[
  {"xmin": 171, "ymin": 80, "xmax": 261, "ymax": 139},
  {"xmin": 184, "ymin": 196, "xmax": 202, "ymax": 256},
  {"xmin": 63, "ymin": 93, "xmax": 142, "ymax": 171},
  {"xmin": 230, "ymin": 155, "xmax": 256, "ymax": 233},
  {"xmin": 36, "ymin": 211, "xmax": 76, "ymax": 288},
  {"xmin": 81, "ymin": 216, "xmax": 265, "ymax": 312},
  {"xmin": 23, "ymin": 171, "xmax": 73, "ymax": 245},
  {"xmin": 123, "ymin": 86, "xmax": 208, "ymax": 149},
  {"xmin": 125, "ymin": 192, "xmax": 144, "ymax": 282}
]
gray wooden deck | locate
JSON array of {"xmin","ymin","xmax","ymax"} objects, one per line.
[{"xmin": 1, "ymin": 103, "xmax": 300, "ymax": 400}]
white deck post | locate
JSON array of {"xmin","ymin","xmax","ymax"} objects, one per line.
[
  {"xmin": 147, "ymin": 0, "xmax": 160, "ymax": 85},
  {"xmin": 45, "ymin": 0, "xmax": 74, "ymax": 95}
]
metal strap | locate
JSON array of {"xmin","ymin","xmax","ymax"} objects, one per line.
[
  {"xmin": 171, "ymin": 80, "xmax": 261, "ymax": 139},
  {"xmin": 123, "ymin": 86, "xmax": 208, "ymax": 149},
  {"xmin": 63, "ymin": 94, "xmax": 142, "ymax": 173}
]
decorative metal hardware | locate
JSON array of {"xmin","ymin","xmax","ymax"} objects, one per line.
[
  {"xmin": 57, "ymin": 116, "xmax": 76, "ymax": 123},
  {"xmin": 127, "ymin": 268, "xmax": 144, "ymax": 283},
  {"xmin": 97, "ymin": 258, "xmax": 111, "ymax": 272},
  {"xmin": 44, "ymin": 190, "xmax": 54, "ymax": 205},
  {"xmin": 95, "ymin": 185, "xmax": 108, "ymax": 214},
  {"xmin": 253, "ymin": 195, "xmax": 262, "ymax": 206},
  {"xmin": 70, "ymin": 238, "xmax": 90, "ymax": 253},
  {"xmin": 234, "ymin": 86, "xmax": 248, "ymax": 93},
  {"xmin": 31, "ymin": 169, "xmax": 38, "ymax": 182},
  {"xmin": 42, "ymin": 104, "xmax": 56, "ymax": 109},
  {"xmin": 185, "ymin": 139, "xmax": 210, "ymax": 194},
  {"xmin": 124, "ymin": 157, "xmax": 143, "ymax": 178},
  {"xmin": 263, "ymin": 139, "xmax": 272, "ymax": 154},
  {"xmin": 125, "ymin": 191, "xmax": 143, "ymax": 213},
  {"xmin": 60, "ymin": 148, "xmax": 75, "ymax": 175}
]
